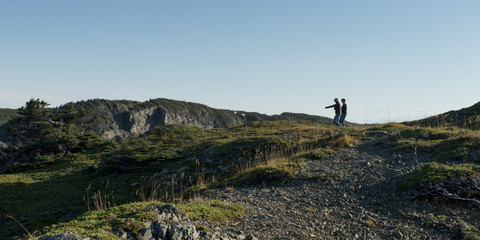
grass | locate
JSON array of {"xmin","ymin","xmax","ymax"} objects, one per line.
[
  {"xmin": 334, "ymin": 134, "xmax": 355, "ymax": 147},
  {"xmin": 300, "ymin": 147, "xmax": 336, "ymax": 160},
  {"xmin": 177, "ymin": 200, "xmax": 245, "ymax": 223},
  {"xmin": 225, "ymin": 157, "xmax": 303, "ymax": 186}
]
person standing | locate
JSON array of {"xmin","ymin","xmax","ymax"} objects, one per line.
[
  {"xmin": 339, "ymin": 98, "xmax": 347, "ymax": 127},
  {"xmin": 325, "ymin": 98, "xmax": 341, "ymax": 126}
]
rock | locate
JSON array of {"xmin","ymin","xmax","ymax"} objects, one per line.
[
  {"xmin": 137, "ymin": 222, "xmax": 153, "ymax": 240},
  {"xmin": 169, "ymin": 223, "xmax": 199, "ymax": 240},
  {"xmin": 112, "ymin": 230, "xmax": 128, "ymax": 239},
  {"xmin": 44, "ymin": 231, "xmax": 90, "ymax": 240},
  {"xmin": 152, "ymin": 222, "xmax": 169, "ymax": 239},
  {"xmin": 245, "ymin": 234, "xmax": 258, "ymax": 240}
]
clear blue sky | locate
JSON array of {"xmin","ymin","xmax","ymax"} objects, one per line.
[{"xmin": 1, "ymin": 1, "xmax": 479, "ymax": 123}]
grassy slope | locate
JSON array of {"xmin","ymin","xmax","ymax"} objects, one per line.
[
  {"xmin": 406, "ymin": 102, "xmax": 480, "ymax": 130},
  {"xmin": 2, "ymin": 121, "xmax": 480, "ymax": 239}
]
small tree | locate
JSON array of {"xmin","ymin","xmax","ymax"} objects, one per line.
[
  {"xmin": 18, "ymin": 98, "xmax": 50, "ymax": 123},
  {"xmin": 14, "ymin": 98, "xmax": 53, "ymax": 143}
]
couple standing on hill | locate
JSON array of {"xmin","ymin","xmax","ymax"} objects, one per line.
[{"xmin": 325, "ymin": 98, "xmax": 347, "ymax": 127}]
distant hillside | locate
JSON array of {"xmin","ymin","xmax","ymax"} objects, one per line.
[
  {"xmin": 405, "ymin": 102, "xmax": 480, "ymax": 130},
  {"xmin": 0, "ymin": 109, "xmax": 19, "ymax": 140},
  {"xmin": 52, "ymin": 98, "xmax": 333, "ymax": 139},
  {"xmin": 0, "ymin": 108, "xmax": 19, "ymax": 125}
]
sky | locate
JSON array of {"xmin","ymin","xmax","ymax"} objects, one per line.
[{"xmin": 1, "ymin": 1, "xmax": 479, "ymax": 124}]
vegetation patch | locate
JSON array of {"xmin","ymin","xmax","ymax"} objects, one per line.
[
  {"xmin": 457, "ymin": 220, "xmax": 480, "ymax": 240},
  {"xmin": 226, "ymin": 155, "xmax": 303, "ymax": 187},
  {"xmin": 401, "ymin": 162, "xmax": 480, "ymax": 209},
  {"xmin": 400, "ymin": 162, "xmax": 480, "ymax": 190},
  {"xmin": 36, "ymin": 200, "xmax": 244, "ymax": 239},
  {"xmin": 39, "ymin": 202, "xmax": 156, "ymax": 239},
  {"xmin": 334, "ymin": 134, "xmax": 355, "ymax": 147},
  {"xmin": 379, "ymin": 125, "xmax": 480, "ymax": 163},
  {"xmin": 176, "ymin": 200, "xmax": 245, "ymax": 223},
  {"xmin": 300, "ymin": 147, "xmax": 336, "ymax": 160}
]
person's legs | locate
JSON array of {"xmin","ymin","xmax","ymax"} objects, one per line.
[
  {"xmin": 333, "ymin": 114, "xmax": 340, "ymax": 126},
  {"xmin": 339, "ymin": 114, "xmax": 347, "ymax": 127}
]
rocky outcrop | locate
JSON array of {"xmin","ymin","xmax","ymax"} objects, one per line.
[
  {"xmin": 67, "ymin": 99, "xmax": 251, "ymax": 140},
  {"xmin": 43, "ymin": 231, "xmax": 90, "ymax": 240},
  {"xmin": 129, "ymin": 204, "xmax": 257, "ymax": 240},
  {"xmin": 44, "ymin": 204, "xmax": 256, "ymax": 240}
]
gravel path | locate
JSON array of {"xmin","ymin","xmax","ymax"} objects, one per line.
[{"xmin": 207, "ymin": 140, "xmax": 480, "ymax": 240}]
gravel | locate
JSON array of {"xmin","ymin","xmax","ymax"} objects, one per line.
[{"xmin": 206, "ymin": 140, "xmax": 480, "ymax": 239}]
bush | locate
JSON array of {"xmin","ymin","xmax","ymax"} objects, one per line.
[{"xmin": 334, "ymin": 134, "xmax": 353, "ymax": 147}]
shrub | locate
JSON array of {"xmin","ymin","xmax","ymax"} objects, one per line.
[{"xmin": 334, "ymin": 134, "xmax": 353, "ymax": 147}]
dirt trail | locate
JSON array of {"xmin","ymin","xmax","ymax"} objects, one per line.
[{"xmin": 208, "ymin": 140, "xmax": 479, "ymax": 239}]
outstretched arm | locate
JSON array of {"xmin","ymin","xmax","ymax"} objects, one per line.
[{"xmin": 325, "ymin": 104, "xmax": 335, "ymax": 109}]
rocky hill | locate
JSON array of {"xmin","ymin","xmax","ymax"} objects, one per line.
[
  {"xmin": 0, "ymin": 98, "xmax": 334, "ymax": 140},
  {"xmin": 50, "ymin": 98, "xmax": 333, "ymax": 140},
  {"xmin": 406, "ymin": 101, "xmax": 480, "ymax": 130}
]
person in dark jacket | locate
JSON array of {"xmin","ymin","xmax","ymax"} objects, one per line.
[
  {"xmin": 339, "ymin": 98, "xmax": 347, "ymax": 127},
  {"xmin": 325, "ymin": 98, "xmax": 341, "ymax": 126}
]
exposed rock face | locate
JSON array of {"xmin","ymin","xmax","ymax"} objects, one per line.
[{"xmin": 68, "ymin": 99, "xmax": 250, "ymax": 140}]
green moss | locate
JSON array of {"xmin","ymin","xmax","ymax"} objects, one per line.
[{"xmin": 177, "ymin": 200, "xmax": 245, "ymax": 223}]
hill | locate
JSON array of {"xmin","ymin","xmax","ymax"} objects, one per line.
[
  {"xmin": 406, "ymin": 102, "xmax": 480, "ymax": 130},
  {"xmin": 1, "ymin": 98, "xmax": 341, "ymax": 141},
  {"xmin": 51, "ymin": 98, "xmax": 333, "ymax": 139}
]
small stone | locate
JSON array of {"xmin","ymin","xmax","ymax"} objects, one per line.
[{"xmin": 261, "ymin": 188, "xmax": 271, "ymax": 193}]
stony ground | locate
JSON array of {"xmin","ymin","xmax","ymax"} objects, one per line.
[{"xmin": 206, "ymin": 139, "xmax": 480, "ymax": 240}]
